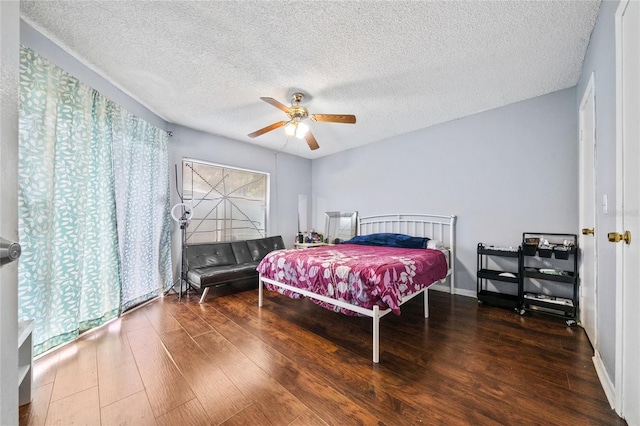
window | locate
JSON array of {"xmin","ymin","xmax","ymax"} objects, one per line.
[{"xmin": 182, "ymin": 159, "xmax": 268, "ymax": 243}]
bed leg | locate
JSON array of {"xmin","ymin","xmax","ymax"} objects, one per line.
[
  {"xmin": 373, "ymin": 305, "xmax": 380, "ymax": 363},
  {"xmin": 424, "ymin": 288, "xmax": 429, "ymax": 318},
  {"xmin": 258, "ymin": 274, "xmax": 263, "ymax": 307},
  {"xmin": 199, "ymin": 287, "xmax": 209, "ymax": 304}
]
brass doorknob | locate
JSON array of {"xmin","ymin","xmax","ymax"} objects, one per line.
[
  {"xmin": 608, "ymin": 231, "xmax": 631, "ymax": 244},
  {"xmin": 582, "ymin": 228, "xmax": 595, "ymax": 235}
]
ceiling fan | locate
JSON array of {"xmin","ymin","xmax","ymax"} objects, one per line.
[{"xmin": 247, "ymin": 93, "xmax": 356, "ymax": 150}]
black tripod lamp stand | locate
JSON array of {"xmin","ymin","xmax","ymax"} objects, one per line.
[{"xmin": 170, "ymin": 202, "xmax": 193, "ymax": 300}]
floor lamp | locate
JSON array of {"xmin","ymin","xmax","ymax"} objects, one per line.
[{"xmin": 170, "ymin": 202, "xmax": 192, "ymax": 300}]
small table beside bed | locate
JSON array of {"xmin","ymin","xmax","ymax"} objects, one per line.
[{"xmin": 257, "ymin": 213, "xmax": 456, "ymax": 363}]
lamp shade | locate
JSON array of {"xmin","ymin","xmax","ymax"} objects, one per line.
[
  {"xmin": 295, "ymin": 122, "xmax": 309, "ymax": 138},
  {"xmin": 284, "ymin": 121, "xmax": 296, "ymax": 136},
  {"xmin": 284, "ymin": 121, "xmax": 309, "ymax": 139}
]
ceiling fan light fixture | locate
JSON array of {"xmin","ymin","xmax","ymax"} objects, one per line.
[
  {"xmin": 284, "ymin": 121, "xmax": 308, "ymax": 139},
  {"xmin": 295, "ymin": 122, "xmax": 309, "ymax": 138},
  {"xmin": 284, "ymin": 121, "xmax": 296, "ymax": 136}
]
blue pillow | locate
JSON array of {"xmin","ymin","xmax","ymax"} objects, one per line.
[{"xmin": 342, "ymin": 233, "xmax": 430, "ymax": 249}]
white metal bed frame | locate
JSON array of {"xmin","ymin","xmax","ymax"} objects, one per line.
[{"xmin": 258, "ymin": 213, "xmax": 456, "ymax": 363}]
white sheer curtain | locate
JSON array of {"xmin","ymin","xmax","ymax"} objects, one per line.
[
  {"xmin": 18, "ymin": 46, "xmax": 171, "ymax": 355},
  {"xmin": 112, "ymin": 111, "xmax": 172, "ymax": 310}
]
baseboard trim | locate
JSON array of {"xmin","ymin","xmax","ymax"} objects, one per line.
[
  {"xmin": 454, "ymin": 287, "xmax": 477, "ymax": 298},
  {"xmin": 429, "ymin": 283, "xmax": 451, "ymax": 294},
  {"xmin": 429, "ymin": 283, "xmax": 476, "ymax": 299},
  {"xmin": 593, "ymin": 350, "xmax": 616, "ymax": 409}
]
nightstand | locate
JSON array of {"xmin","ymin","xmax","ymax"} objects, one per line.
[{"xmin": 294, "ymin": 242, "xmax": 329, "ymax": 249}]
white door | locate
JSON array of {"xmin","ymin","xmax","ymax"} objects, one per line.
[
  {"xmin": 578, "ymin": 72, "xmax": 597, "ymax": 347},
  {"xmin": 616, "ymin": 0, "xmax": 640, "ymax": 423}
]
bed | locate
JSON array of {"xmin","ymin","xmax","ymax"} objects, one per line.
[{"xmin": 257, "ymin": 213, "xmax": 456, "ymax": 363}]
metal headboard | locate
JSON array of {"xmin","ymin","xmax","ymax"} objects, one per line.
[{"xmin": 357, "ymin": 213, "xmax": 457, "ymax": 293}]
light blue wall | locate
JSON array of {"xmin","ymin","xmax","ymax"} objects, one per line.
[
  {"xmin": 312, "ymin": 88, "xmax": 578, "ymax": 295},
  {"xmin": 167, "ymin": 124, "xmax": 312, "ymax": 257},
  {"xmin": 576, "ymin": 0, "xmax": 619, "ymax": 384}
]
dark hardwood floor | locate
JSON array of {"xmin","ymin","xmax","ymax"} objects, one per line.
[{"xmin": 20, "ymin": 284, "xmax": 625, "ymax": 425}]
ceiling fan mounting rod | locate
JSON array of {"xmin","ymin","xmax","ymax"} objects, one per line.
[
  {"xmin": 288, "ymin": 92, "xmax": 309, "ymax": 120},
  {"xmin": 288, "ymin": 107, "xmax": 308, "ymax": 121},
  {"xmin": 291, "ymin": 92, "xmax": 304, "ymax": 105}
]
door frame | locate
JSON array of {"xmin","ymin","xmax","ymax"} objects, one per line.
[
  {"xmin": 614, "ymin": 0, "xmax": 624, "ymax": 415},
  {"xmin": 614, "ymin": 0, "xmax": 638, "ymax": 418},
  {"xmin": 578, "ymin": 71, "xmax": 598, "ymax": 349}
]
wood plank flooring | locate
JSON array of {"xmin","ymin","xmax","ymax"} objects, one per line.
[{"xmin": 19, "ymin": 285, "xmax": 626, "ymax": 425}]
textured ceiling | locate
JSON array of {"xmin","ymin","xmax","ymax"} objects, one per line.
[{"xmin": 20, "ymin": 1, "xmax": 600, "ymax": 159}]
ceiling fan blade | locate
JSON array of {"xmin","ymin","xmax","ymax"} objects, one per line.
[
  {"xmin": 310, "ymin": 114, "xmax": 356, "ymax": 124},
  {"xmin": 247, "ymin": 121, "xmax": 288, "ymax": 138},
  {"xmin": 305, "ymin": 131, "xmax": 320, "ymax": 150},
  {"xmin": 260, "ymin": 97, "xmax": 291, "ymax": 114}
]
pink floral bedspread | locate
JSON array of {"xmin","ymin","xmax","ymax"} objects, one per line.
[{"xmin": 257, "ymin": 244, "xmax": 448, "ymax": 315}]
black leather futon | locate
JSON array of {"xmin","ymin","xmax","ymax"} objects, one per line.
[{"xmin": 186, "ymin": 236, "xmax": 285, "ymax": 302}]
